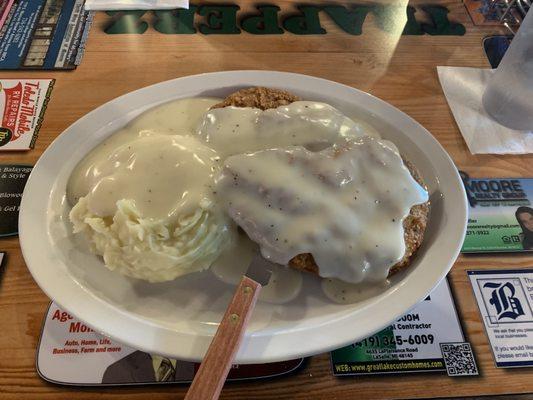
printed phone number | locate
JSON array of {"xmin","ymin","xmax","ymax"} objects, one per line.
[
  {"xmin": 466, "ymin": 230, "xmax": 489, "ymax": 236},
  {"xmin": 353, "ymin": 334, "xmax": 435, "ymax": 347}
]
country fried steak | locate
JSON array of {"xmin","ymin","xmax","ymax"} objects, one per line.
[
  {"xmin": 211, "ymin": 87, "xmax": 300, "ymax": 110},
  {"xmin": 214, "ymin": 87, "xmax": 429, "ymax": 278}
]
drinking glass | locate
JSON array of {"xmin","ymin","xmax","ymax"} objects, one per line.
[{"xmin": 482, "ymin": 10, "xmax": 533, "ymax": 131}]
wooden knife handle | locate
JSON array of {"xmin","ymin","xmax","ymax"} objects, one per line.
[{"xmin": 184, "ymin": 276, "xmax": 261, "ymax": 400}]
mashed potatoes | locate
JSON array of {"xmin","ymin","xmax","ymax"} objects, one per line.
[
  {"xmin": 67, "ymin": 98, "xmax": 232, "ymax": 282},
  {"xmin": 70, "ymin": 197, "xmax": 230, "ymax": 282}
]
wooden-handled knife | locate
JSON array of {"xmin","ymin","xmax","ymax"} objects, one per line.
[{"xmin": 184, "ymin": 254, "xmax": 273, "ymax": 400}]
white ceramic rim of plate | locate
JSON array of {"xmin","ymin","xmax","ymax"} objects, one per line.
[{"xmin": 19, "ymin": 70, "xmax": 467, "ymax": 363}]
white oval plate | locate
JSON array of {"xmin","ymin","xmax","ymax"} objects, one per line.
[{"xmin": 20, "ymin": 71, "xmax": 467, "ymax": 363}]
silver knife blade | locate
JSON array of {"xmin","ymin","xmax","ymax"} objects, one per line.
[{"xmin": 244, "ymin": 252, "xmax": 274, "ymax": 286}]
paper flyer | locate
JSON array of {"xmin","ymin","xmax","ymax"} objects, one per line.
[
  {"xmin": 0, "ymin": 79, "xmax": 54, "ymax": 150},
  {"xmin": 0, "ymin": 165, "xmax": 32, "ymax": 237},
  {"xmin": 469, "ymin": 269, "xmax": 533, "ymax": 368},
  {"xmin": 37, "ymin": 303, "xmax": 304, "ymax": 385},
  {"xmin": 0, "ymin": 0, "xmax": 93, "ymax": 70},
  {"xmin": 461, "ymin": 172, "xmax": 533, "ymax": 253},
  {"xmin": 331, "ymin": 278, "xmax": 478, "ymax": 376}
]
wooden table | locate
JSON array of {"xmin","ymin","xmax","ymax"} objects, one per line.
[{"xmin": 1, "ymin": 1, "xmax": 533, "ymax": 399}]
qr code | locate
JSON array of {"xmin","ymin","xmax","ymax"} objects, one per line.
[{"xmin": 440, "ymin": 342, "xmax": 478, "ymax": 376}]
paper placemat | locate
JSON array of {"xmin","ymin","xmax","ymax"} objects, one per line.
[
  {"xmin": 461, "ymin": 172, "xmax": 533, "ymax": 253},
  {"xmin": 0, "ymin": 165, "xmax": 32, "ymax": 237},
  {"xmin": 468, "ymin": 268, "xmax": 533, "ymax": 368},
  {"xmin": 0, "ymin": 79, "xmax": 54, "ymax": 150},
  {"xmin": 37, "ymin": 302, "xmax": 304, "ymax": 385},
  {"xmin": 0, "ymin": 0, "xmax": 92, "ymax": 70},
  {"xmin": 331, "ymin": 278, "xmax": 478, "ymax": 377}
]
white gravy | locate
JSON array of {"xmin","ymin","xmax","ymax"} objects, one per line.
[
  {"xmin": 216, "ymin": 136, "xmax": 429, "ymax": 284},
  {"xmin": 67, "ymin": 98, "xmax": 220, "ymax": 208},
  {"xmin": 322, "ymin": 278, "xmax": 391, "ymax": 303},
  {"xmin": 211, "ymin": 232, "xmax": 303, "ymax": 304},
  {"xmin": 197, "ymin": 101, "xmax": 374, "ymax": 158},
  {"xmin": 72, "ymin": 134, "xmax": 220, "ymax": 219}
]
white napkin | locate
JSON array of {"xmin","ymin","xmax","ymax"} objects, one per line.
[
  {"xmin": 437, "ymin": 66, "xmax": 533, "ymax": 154},
  {"xmin": 84, "ymin": 0, "xmax": 188, "ymax": 10}
]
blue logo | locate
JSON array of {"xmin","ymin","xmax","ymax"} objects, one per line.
[{"xmin": 483, "ymin": 281, "xmax": 525, "ymax": 320}]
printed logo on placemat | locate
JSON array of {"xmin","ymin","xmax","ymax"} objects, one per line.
[
  {"xmin": 102, "ymin": 5, "xmax": 466, "ymax": 36},
  {"xmin": 479, "ymin": 278, "xmax": 533, "ymax": 324}
]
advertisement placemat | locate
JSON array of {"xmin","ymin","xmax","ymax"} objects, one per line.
[
  {"xmin": 0, "ymin": 79, "xmax": 54, "ymax": 150},
  {"xmin": 0, "ymin": 0, "xmax": 93, "ymax": 70},
  {"xmin": 461, "ymin": 172, "xmax": 533, "ymax": 253},
  {"xmin": 0, "ymin": 165, "xmax": 32, "ymax": 237},
  {"xmin": 468, "ymin": 268, "xmax": 533, "ymax": 368},
  {"xmin": 331, "ymin": 278, "xmax": 478, "ymax": 376},
  {"xmin": 37, "ymin": 302, "xmax": 304, "ymax": 385}
]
